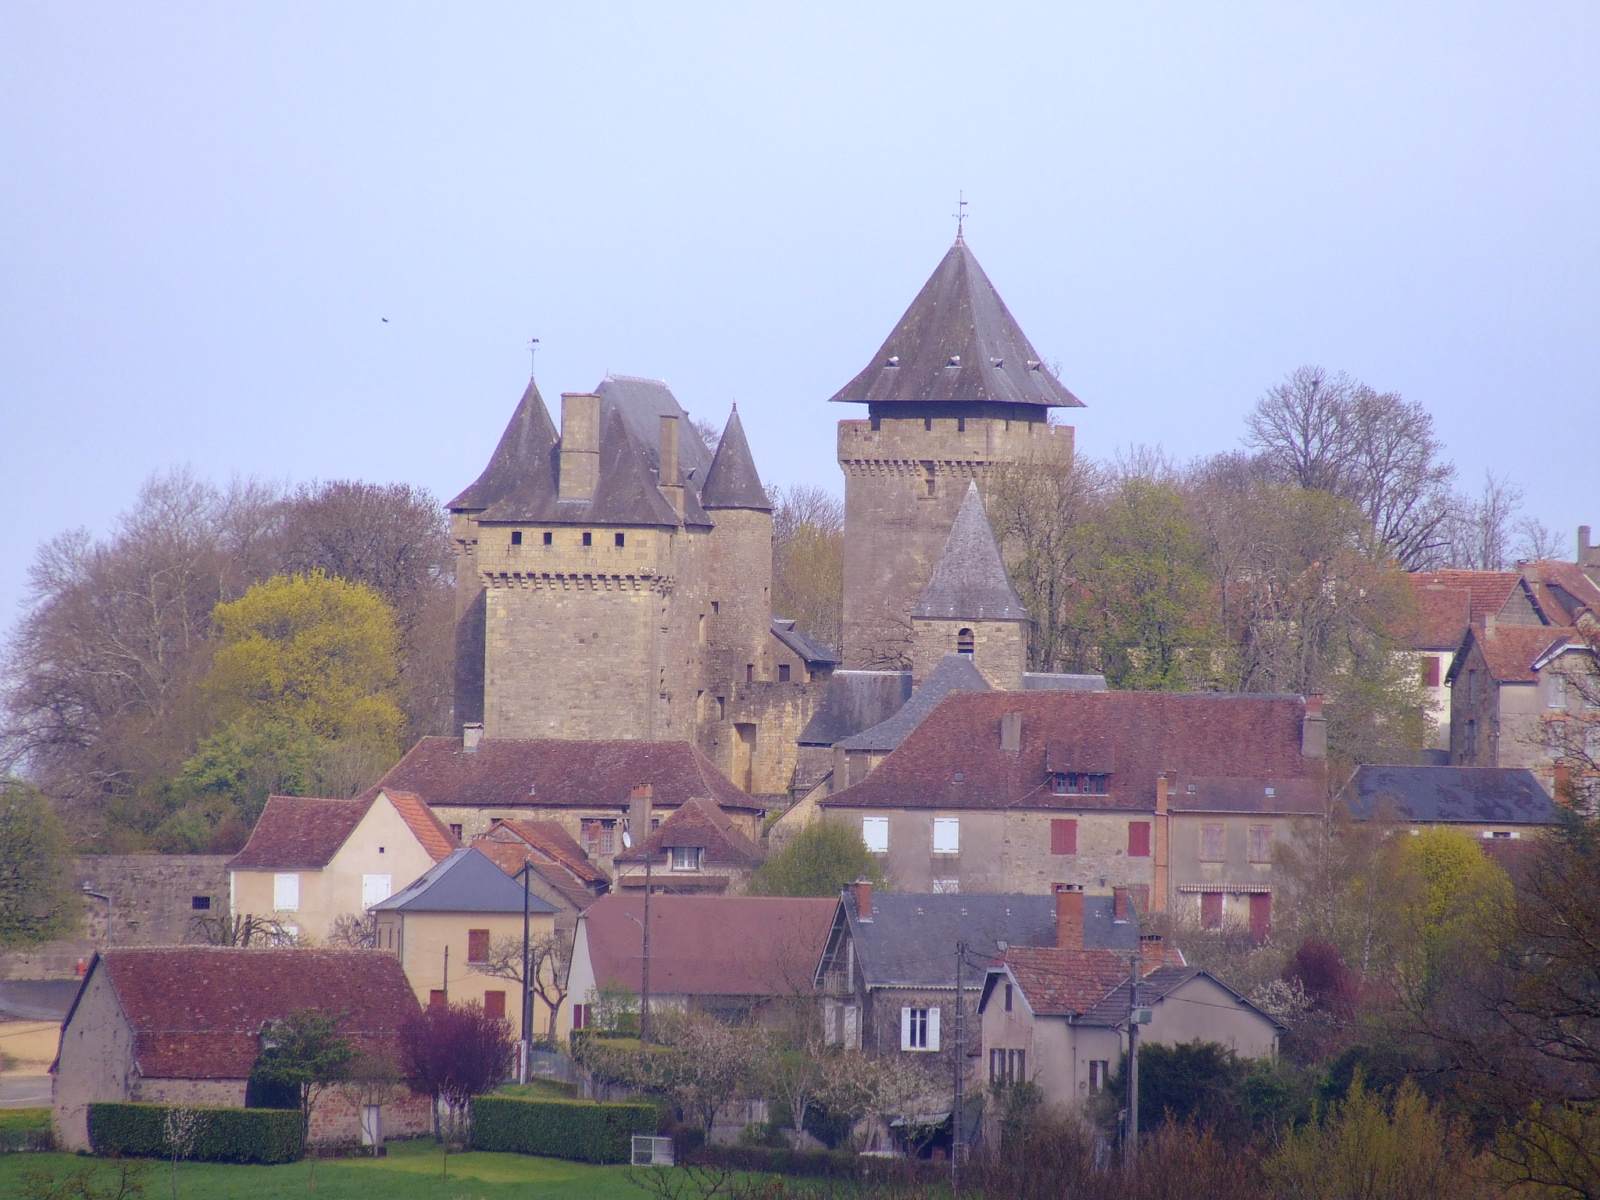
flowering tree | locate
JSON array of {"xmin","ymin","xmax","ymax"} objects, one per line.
[{"xmin": 399, "ymin": 1000, "xmax": 514, "ymax": 1146}]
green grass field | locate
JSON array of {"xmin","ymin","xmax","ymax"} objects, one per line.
[{"xmin": 0, "ymin": 1137, "xmax": 664, "ymax": 1199}]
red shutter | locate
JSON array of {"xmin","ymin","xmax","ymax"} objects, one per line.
[
  {"xmin": 1200, "ymin": 893, "xmax": 1223, "ymax": 929},
  {"xmin": 1051, "ymin": 819, "xmax": 1078, "ymax": 855},
  {"xmin": 483, "ymin": 990, "xmax": 506, "ymax": 1021},
  {"xmin": 1249, "ymin": 893, "xmax": 1272, "ymax": 944},
  {"xmin": 428, "ymin": 989, "xmax": 447, "ymax": 1010},
  {"xmin": 1422, "ymin": 655, "xmax": 1441, "ymax": 687},
  {"xmin": 572, "ymin": 1004, "xmax": 588, "ymax": 1030},
  {"xmin": 1128, "ymin": 821, "xmax": 1151, "ymax": 857},
  {"xmin": 467, "ymin": 929, "xmax": 490, "ymax": 963}
]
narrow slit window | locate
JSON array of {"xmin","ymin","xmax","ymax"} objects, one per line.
[
  {"xmin": 615, "ymin": 532, "xmax": 625, "ymax": 547},
  {"xmin": 542, "ymin": 531, "xmax": 553, "ymax": 546},
  {"xmin": 582, "ymin": 531, "xmax": 592, "ymax": 547}
]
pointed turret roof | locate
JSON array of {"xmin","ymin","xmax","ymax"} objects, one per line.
[
  {"xmin": 701, "ymin": 406, "xmax": 771, "ymax": 511},
  {"xmin": 449, "ymin": 378, "xmax": 558, "ymax": 511},
  {"xmin": 829, "ymin": 238, "xmax": 1083, "ymax": 408},
  {"xmin": 913, "ymin": 482, "xmax": 1029, "ymax": 621}
]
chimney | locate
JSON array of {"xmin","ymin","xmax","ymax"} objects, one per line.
[
  {"xmin": 1000, "ymin": 711, "xmax": 1023, "ymax": 753},
  {"xmin": 853, "ymin": 880, "xmax": 873, "ymax": 921},
  {"xmin": 1112, "ymin": 886, "xmax": 1130, "ymax": 922},
  {"xmin": 1578, "ymin": 524, "xmax": 1595, "ymax": 566},
  {"xmin": 1139, "ymin": 932, "xmax": 1165, "ymax": 976},
  {"xmin": 658, "ymin": 414, "xmax": 684, "ymax": 519},
  {"xmin": 1301, "ymin": 694, "xmax": 1327, "ymax": 759},
  {"xmin": 462, "ymin": 722, "xmax": 484, "ymax": 753},
  {"xmin": 1054, "ymin": 883, "xmax": 1084, "ymax": 950},
  {"xmin": 557, "ymin": 393, "xmax": 601, "ymax": 502},
  {"xmin": 628, "ymin": 784, "xmax": 654, "ymax": 844},
  {"xmin": 1553, "ymin": 762, "xmax": 1572, "ymax": 806}
]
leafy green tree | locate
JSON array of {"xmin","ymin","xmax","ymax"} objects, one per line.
[
  {"xmin": 1389, "ymin": 826, "xmax": 1511, "ymax": 1000},
  {"xmin": 750, "ymin": 819, "xmax": 883, "ymax": 897},
  {"xmin": 247, "ymin": 1009, "xmax": 355, "ymax": 1146},
  {"xmin": 0, "ymin": 782, "xmax": 80, "ymax": 946}
]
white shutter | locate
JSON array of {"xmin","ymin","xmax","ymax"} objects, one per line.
[
  {"xmin": 927, "ymin": 1006, "xmax": 941, "ymax": 1052},
  {"xmin": 932, "ymin": 817, "xmax": 960, "ymax": 854},
  {"xmin": 362, "ymin": 874, "xmax": 392, "ymax": 909},
  {"xmin": 863, "ymin": 817, "xmax": 888, "ymax": 854},
  {"xmin": 900, "ymin": 1006, "xmax": 913, "ymax": 1050},
  {"xmin": 273, "ymin": 873, "xmax": 299, "ymax": 912}
]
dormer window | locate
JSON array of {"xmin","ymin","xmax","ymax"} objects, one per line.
[
  {"xmin": 670, "ymin": 847, "xmax": 703, "ymax": 872},
  {"xmin": 1050, "ymin": 772, "xmax": 1109, "ymax": 796}
]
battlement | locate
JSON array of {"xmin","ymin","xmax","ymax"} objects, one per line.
[
  {"xmin": 838, "ymin": 414, "xmax": 1073, "ymax": 467},
  {"xmin": 474, "ymin": 521, "xmax": 683, "ymax": 580}
]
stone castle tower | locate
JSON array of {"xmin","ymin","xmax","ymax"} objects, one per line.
[{"xmin": 829, "ymin": 234, "xmax": 1081, "ymax": 668}]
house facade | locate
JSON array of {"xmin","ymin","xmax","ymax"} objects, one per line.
[
  {"xmin": 470, "ymin": 817, "xmax": 609, "ymax": 930},
  {"xmin": 52, "ymin": 948, "xmax": 430, "ymax": 1151},
  {"xmin": 227, "ymin": 788, "xmax": 456, "ymax": 943},
  {"xmin": 612, "ymin": 795, "xmax": 765, "ymax": 894}
]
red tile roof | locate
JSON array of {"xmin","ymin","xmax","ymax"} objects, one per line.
[
  {"xmin": 487, "ymin": 819, "xmax": 609, "ymax": 885},
  {"xmin": 820, "ymin": 692, "xmax": 1325, "ymax": 814},
  {"xmin": 468, "ymin": 839, "xmax": 599, "ymax": 912},
  {"xmin": 86, "ymin": 947, "xmax": 419, "ymax": 1079},
  {"xmin": 581, "ymin": 895, "xmax": 835, "ymax": 997},
  {"xmin": 1410, "ymin": 571, "xmax": 1522, "ymax": 624},
  {"xmin": 1520, "ymin": 560, "xmax": 1600, "ymax": 625},
  {"xmin": 368, "ymin": 736, "xmax": 762, "ymax": 813},
  {"xmin": 1397, "ymin": 577, "xmax": 1472, "ymax": 650},
  {"xmin": 383, "ymin": 789, "xmax": 459, "ymax": 863},
  {"xmin": 999, "ymin": 946, "xmax": 1134, "ymax": 1017},
  {"xmin": 614, "ymin": 796, "xmax": 764, "ymax": 868},
  {"xmin": 226, "ymin": 796, "xmax": 367, "ymax": 870},
  {"xmin": 1473, "ymin": 624, "xmax": 1578, "ymax": 683}
]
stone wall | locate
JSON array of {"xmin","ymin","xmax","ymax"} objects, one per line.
[{"xmin": 910, "ymin": 618, "xmax": 1026, "ymax": 690}]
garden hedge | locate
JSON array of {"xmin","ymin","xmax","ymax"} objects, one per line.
[
  {"xmin": 87, "ymin": 1102, "xmax": 304, "ymax": 1164},
  {"xmin": 470, "ymin": 1095, "xmax": 656, "ymax": 1164},
  {"xmin": 689, "ymin": 1143, "xmax": 944, "ymax": 1186}
]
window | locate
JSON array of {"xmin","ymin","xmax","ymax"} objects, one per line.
[
  {"xmin": 483, "ymin": 990, "xmax": 506, "ymax": 1021},
  {"xmin": 901, "ymin": 1006, "xmax": 939, "ymax": 1051},
  {"xmin": 510, "ymin": 530, "xmax": 523, "ymax": 546},
  {"xmin": 711, "ymin": 600, "xmax": 720, "ymax": 615},
  {"xmin": 1050, "ymin": 819, "xmax": 1078, "ymax": 855},
  {"xmin": 542, "ymin": 531, "xmax": 552, "ymax": 546},
  {"xmin": 1467, "ymin": 668, "xmax": 1478, "ymax": 702},
  {"xmin": 191, "ymin": 895, "xmax": 211, "ymax": 911},
  {"xmin": 1128, "ymin": 821, "xmax": 1151, "ymax": 858},
  {"xmin": 989, "ymin": 1048, "xmax": 1027, "ymax": 1084},
  {"xmin": 778, "ymin": 663, "xmax": 791, "ymax": 682},
  {"xmin": 1421, "ymin": 655, "xmax": 1440, "ymax": 687},
  {"xmin": 582, "ymin": 531, "xmax": 592, "ymax": 547},
  {"xmin": 1549, "ymin": 673, "xmax": 1568, "ymax": 708},
  {"xmin": 1464, "ymin": 719, "xmax": 1478, "ymax": 758},
  {"xmin": 615, "ymin": 532, "xmax": 625, "ymax": 547},
  {"xmin": 1051, "ymin": 773, "xmax": 1108, "ymax": 795},
  {"xmin": 1004, "ymin": 982, "xmax": 1013, "ymax": 1012},
  {"xmin": 670, "ymin": 847, "xmax": 702, "ymax": 871},
  {"xmin": 467, "ymin": 929, "xmax": 490, "ymax": 964},
  {"xmin": 932, "ymin": 817, "xmax": 960, "ymax": 854},
  {"xmin": 922, "ymin": 463, "xmax": 936, "ymax": 497},
  {"xmin": 746, "ymin": 663, "xmax": 754, "ymax": 682},
  {"xmin": 716, "ymin": 696, "xmax": 726, "ymax": 720},
  {"xmin": 1089, "ymin": 1060, "xmax": 1110, "ymax": 1093},
  {"xmin": 1201, "ymin": 892, "xmax": 1224, "ymax": 928},
  {"xmin": 1249, "ymin": 893, "xmax": 1272, "ymax": 943},
  {"xmin": 924, "ymin": 417, "xmax": 933, "ymax": 431},
  {"xmin": 273, "ymin": 873, "xmax": 300, "ymax": 912},
  {"xmin": 862, "ymin": 817, "xmax": 889, "ymax": 854},
  {"xmin": 870, "ymin": 416, "xmax": 881, "ymax": 432},
  {"xmin": 931, "ymin": 878, "xmax": 960, "ymax": 893},
  {"xmin": 957, "ymin": 417, "xmax": 966, "ymax": 433},
  {"xmin": 1486, "ymin": 830, "xmax": 1514, "ymax": 839},
  {"xmin": 449, "ymin": 823, "xmax": 463, "ymax": 841},
  {"xmin": 572, "ymin": 1003, "xmax": 589, "ymax": 1030},
  {"xmin": 581, "ymin": 819, "xmax": 616, "ymax": 856},
  {"xmin": 1248, "ymin": 824, "xmax": 1272, "ymax": 863},
  {"xmin": 362, "ymin": 874, "xmax": 392, "ymax": 909},
  {"xmin": 428, "ymin": 990, "xmax": 447, "ymax": 1010},
  {"xmin": 956, "ymin": 628, "xmax": 975, "ymax": 657},
  {"xmin": 1200, "ymin": 823, "xmax": 1224, "ymax": 862}
]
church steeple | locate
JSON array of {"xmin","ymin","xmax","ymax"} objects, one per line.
[
  {"xmin": 827, "ymin": 238, "xmax": 1082, "ymax": 410},
  {"xmin": 701, "ymin": 405, "xmax": 771, "ymax": 512}
]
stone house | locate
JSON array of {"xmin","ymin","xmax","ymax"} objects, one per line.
[
  {"xmin": 811, "ymin": 883, "xmax": 1170, "ymax": 1084},
  {"xmin": 565, "ymin": 894, "xmax": 835, "ymax": 1040},
  {"xmin": 1339, "ymin": 764, "xmax": 1564, "ymax": 841},
  {"xmin": 51, "ymin": 947, "xmax": 429, "ymax": 1151},
  {"xmin": 367, "ymin": 732, "xmax": 765, "ymax": 859},
  {"xmin": 819, "ymin": 691, "xmax": 1327, "ymax": 931},
  {"xmin": 470, "ymin": 818, "xmax": 609, "ymax": 931},
  {"xmin": 612, "ymin": 796, "xmax": 765, "ymax": 894},
  {"xmin": 1399, "ymin": 571, "xmax": 1526, "ymax": 752},
  {"xmin": 227, "ymin": 789, "xmax": 457, "ymax": 944},
  {"xmin": 978, "ymin": 943, "xmax": 1280, "ymax": 1111},
  {"xmin": 372, "ymin": 847, "xmax": 557, "ymax": 1038}
]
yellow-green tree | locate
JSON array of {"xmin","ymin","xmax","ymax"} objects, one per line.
[
  {"xmin": 1388, "ymin": 827, "xmax": 1512, "ymax": 999},
  {"xmin": 203, "ymin": 571, "xmax": 404, "ymax": 749}
]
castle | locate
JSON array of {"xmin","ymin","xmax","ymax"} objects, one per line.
[{"xmin": 449, "ymin": 233, "xmax": 1083, "ymax": 799}]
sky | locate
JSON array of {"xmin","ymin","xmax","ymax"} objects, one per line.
[{"xmin": 3, "ymin": 3, "xmax": 1597, "ymax": 627}]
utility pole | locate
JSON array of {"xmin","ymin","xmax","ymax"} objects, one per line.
[
  {"xmin": 1126, "ymin": 951, "xmax": 1140, "ymax": 1166},
  {"xmin": 639, "ymin": 858, "xmax": 654, "ymax": 1042},
  {"xmin": 443, "ymin": 945, "xmax": 449, "ymax": 1001},
  {"xmin": 952, "ymin": 939, "xmax": 965, "ymax": 1195},
  {"xmin": 520, "ymin": 864, "xmax": 533, "ymax": 1082}
]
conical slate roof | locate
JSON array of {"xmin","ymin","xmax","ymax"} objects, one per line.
[
  {"xmin": 829, "ymin": 238, "xmax": 1083, "ymax": 409},
  {"xmin": 701, "ymin": 406, "xmax": 770, "ymax": 511},
  {"xmin": 913, "ymin": 482, "xmax": 1029, "ymax": 621},
  {"xmin": 448, "ymin": 378, "xmax": 558, "ymax": 511}
]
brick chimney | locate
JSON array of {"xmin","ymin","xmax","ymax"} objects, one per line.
[
  {"xmin": 1000, "ymin": 711, "xmax": 1023, "ymax": 753},
  {"xmin": 1301, "ymin": 694, "xmax": 1327, "ymax": 759},
  {"xmin": 1139, "ymin": 932, "xmax": 1166, "ymax": 976},
  {"xmin": 1579, "ymin": 524, "xmax": 1597, "ymax": 568},
  {"xmin": 557, "ymin": 393, "xmax": 601, "ymax": 502},
  {"xmin": 658, "ymin": 414, "xmax": 684, "ymax": 520},
  {"xmin": 1054, "ymin": 883, "xmax": 1084, "ymax": 950},
  {"xmin": 462, "ymin": 722, "xmax": 484, "ymax": 753},
  {"xmin": 628, "ymin": 784, "xmax": 653, "ymax": 846},
  {"xmin": 852, "ymin": 880, "xmax": 873, "ymax": 921}
]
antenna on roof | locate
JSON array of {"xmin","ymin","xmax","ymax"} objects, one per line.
[
  {"xmin": 952, "ymin": 190, "xmax": 969, "ymax": 243},
  {"xmin": 528, "ymin": 336, "xmax": 540, "ymax": 379}
]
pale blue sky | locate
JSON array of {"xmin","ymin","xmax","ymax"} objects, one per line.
[{"xmin": 3, "ymin": 3, "xmax": 1597, "ymax": 624}]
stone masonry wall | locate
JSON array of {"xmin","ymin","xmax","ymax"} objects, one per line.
[{"xmin": 910, "ymin": 618, "xmax": 1026, "ymax": 690}]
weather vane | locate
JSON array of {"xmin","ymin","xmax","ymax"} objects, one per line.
[
  {"xmin": 529, "ymin": 336, "xmax": 540, "ymax": 378},
  {"xmin": 953, "ymin": 191, "xmax": 969, "ymax": 241}
]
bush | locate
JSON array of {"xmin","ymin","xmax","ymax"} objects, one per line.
[
  {"xmin": 469, "ymin": 1095, "xmax": 656, "ymax": 1164},
  {"xmin": 0, "ymin": 1106, "xmax": 52, "ymax": 1153},
  {"xmin": 87, "ymin": 1102, "xmax": 303, "ymax": 1164},
  {"xmin": 688, "ymin": 1143, "xmax": 943, "ymax": 1186}
]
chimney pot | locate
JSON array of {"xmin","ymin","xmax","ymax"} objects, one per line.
[
  {"xmin": 462, "ymin": 722, "xmax": 484, "ymax": 752},
  {"xmin": 1054, "ymin": 883, "xmax": 1084, "ymax": 950},
  {"xmin": 852, "ymin": 880, "xmax": 873, "ymax": 921}
]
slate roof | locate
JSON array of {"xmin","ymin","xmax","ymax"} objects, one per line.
[
  {"xmin": 701, "ymin": 406, "xmax": 770, "ymax": 511},
  {"xmin": 595, "ymin": 375, "xmax": 713, "ymax": 482},
  {"xmin": 226, "ymin": 791, "xmax": 457, "ymax": 871},
  {"xmin": 1166, "ymin": 777, "xmax": 1326, "ymax": 816},
  {"xmin": 368, "ymin": 736, "xmax": 763, "ymax": 814},
  {"xmin": 1341, "ymin": 765, "xmax": 1563, "ymax": 826},
  {"xmin": 582, "ymin": 895, "xmax": 835, "ymax": 997},
  {"xmin": 469, "ymin": 839, "xmax": 600, "ymax": 912},
  {"xmin": 72, "ymin": 948, "xmax": 419, "ymax": 1080},
  {"xmin": 829, "ymin": 238, "xmax": 1082, "ymax": 409},
  {"xmin": 1023, "ymin": 672, "xmax": 1109, "ymax": 692},
  {"xmin": 798, "ymin": 670, "xmax": 913, "ymax": 746},
  {"xmin": 448, "ymin": 377, "xmax": 558, "ymax": 512},
  {"xmin": 372, "ymin": 847, "xmax": 557, "ymax": 915},
  {"xmin": 771, "ymin": 619, "xmax": 838, "ymax": 667},
  {"xmin": 912, "ymin": 482, "xmax": 1029, "ymax": 622},
  {"xmin": 836, "ymin": 654, "xmax": 990, "ymax": 753},
  {"xmin": 834, "ymin": 892, "xmax": 1138, "ymax": 990},
  {"xmin": 613, "ymin": 796, "xmax": 764, "ymax": 867},
  {"xmin": 821, "ymin": 691, "xmax": 1325, "ymax": 814}
]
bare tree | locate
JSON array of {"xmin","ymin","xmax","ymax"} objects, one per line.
[
  {"xmin": 480, "ymin": 930, "xmax": 573, "ymax": 1041},
  {"xmin": 770, "ymin": 484, "xmax": 845, "ymax": 654},
  {"xmin": 325, "ymin": 912, "xmax": 378, "ymax": 949},
  {"xmin": 1514, "ymin": 515, "xmax": 1565, "ymax": 564},
  {"xmin": 190, "ymin": 912, "xmax": 295, "ymax": 947},
  {"xmin": 1442, "ymin": 470, "xmax": 1524, "ymax": 570}
]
